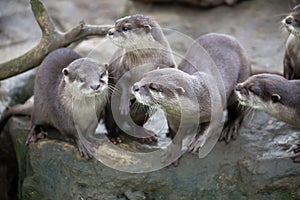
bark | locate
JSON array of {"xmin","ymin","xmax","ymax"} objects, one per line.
[{"xmin": 0, "ymin": 0, "xmax": 113, "ymax": 80}]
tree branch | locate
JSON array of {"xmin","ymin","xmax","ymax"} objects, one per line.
[{"xmin": 0, "ymin": 0, "xmax": 113, "ymax": 80}]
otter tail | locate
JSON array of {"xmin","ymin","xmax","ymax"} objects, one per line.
[{"xmin": 0, "ymin": 96, "xmax": 34, "ymax": 134}]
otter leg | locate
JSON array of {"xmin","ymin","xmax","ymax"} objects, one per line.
[
  {"xmin": 219, "ymin": 102, "xmax": 247, "ymax": 143},
  {"xmin": 283, "ymin": 53, "xmax": 295, "ymax": 80},
  {"xmin": 161, "ymin": 125, "xmax": 194, "ymax": 166},
  {"xmin": 188, "ymin": 123, "xmax": 209, "ymax": 153},
  {"xmin": 26, "ymin": 125, "xmax": 48, "ymax": 145},
  {"xmin": 119, "ymin": 78, "xmax": 131, "ymax": 115},
  {"xmin": 104, "ymin": 103, "xmax": 124, "ymax": 144}
]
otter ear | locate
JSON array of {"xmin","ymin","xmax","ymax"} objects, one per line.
[
  {"xmin": 62, "ymin": 68, "xmax": 69, "ymax": 76},
  {"xmin": 144, "ymin": 24, "xmax": 152, "ymax": 33},
  {"xmin": 175, "ymin": 87, "xmax": 185, "ymax": 96},
  {"xmin": 271, "ymin": 93, "xmax": 281, "ymax": 103}
]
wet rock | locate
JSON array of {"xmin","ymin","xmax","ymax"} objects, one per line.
[
  {"xmin": 4, "ymin": 114, "xmax": 299, "ymax": 200},
  {"xmin": 124, "ymin": 189, "xmax": 146, "ymax": 200}
]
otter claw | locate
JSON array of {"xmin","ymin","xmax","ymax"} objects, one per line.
[
  {"xmin": 26, "ymin": 128, "xmax": 48, "ymax": 145},
  {"xmin": 188, "ymin": 134, "xmax": 207, "ymax": 153},
  {"xmin": 109, "ymin": 135, "xmax": 124, "ymax": 145}
]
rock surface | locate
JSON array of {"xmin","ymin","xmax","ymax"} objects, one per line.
[{"xmin": 0, "ymin": 0, "xmax": 300, "ymax": 199}]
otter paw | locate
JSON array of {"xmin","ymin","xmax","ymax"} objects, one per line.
[
  {"xmin": 291, "ymin": 142, "xmax": 300, "ymax": 163},
  {"xmin": 291, "ymin": 153, "xmax": 300, "ymax": 163},
  {"xmin": 77, "ymin": 140, "xmax": 94, "ymax": 159},
  {"xmin": 138, "ymin": 129, "xmax": 157, "ymax": 143},
  {"xmin": 188, "ymin": 134, "xmax": 207, "ymax": 153},
  {"xmin": 219, "ymin": 121, "xmax": 239, "ymax": 143},
  {"xmin": 108, "ymin": 135, "xmax": 124, "ymax": 145},
  {"xmin": 25, "ymin": 129, "xmax": 48, "ymax": 145},
  {"xmin": 294, "ymin": 142, "xmax": 300, "ymax": 153}
]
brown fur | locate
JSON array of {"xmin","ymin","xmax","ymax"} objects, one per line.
[
  {"xmin": 105, "ymin": 14, "xmax": 176, "ymax": 142},
  {"xmin": 235, "ymin": 73, "xmax": 300, "ymax": 162},
  {"xmin": 26, "ymin": 48, "xmax": 108, "ymax": 158},
  {"xmin": 133, "ymin": 33, "xmax": 251, "ymax": 160}
]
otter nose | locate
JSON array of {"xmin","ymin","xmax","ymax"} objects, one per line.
[
  {"xmin": 91, "ymin": 84, "xmax": 101, "ymax": 90},
  {"xmin": 108, "ymin": 30, "xmax": 114, "ymax": 36},
  {"xmin": 235, "ymin": 84, "xmax": 249, "ymax": 95},
  {"xmin": 285, "ymin": 17, "xmax": 293, "ymax": 24},
  {"xmin": 235, "ymin": 84, "xmax": 242, "ymax": 92},
  {"xmin": 132, "ymin": 84, "xmax": 139, "ymax": 92}
]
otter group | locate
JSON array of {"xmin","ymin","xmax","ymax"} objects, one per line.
[{"xmin": 1, "ymin": 11, "xmax": 299, "ymax": 163}]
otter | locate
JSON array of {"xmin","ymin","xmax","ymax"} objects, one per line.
[
  {"xmin": 235, "ymin": 73, "xmax": 300, "ymax": 162},
  {"xmin": 25, "ymin": 48, "xmax": 108, "ymax": 158},
  {"xmin": 282, "ymin": 4, "xmax": 300, "ymax": 79},
  {"xmin": 132, "ymin": 33, "xmax": 251, "ymax": 161},
  {"xmin": 105, "ymin": 14, "xmax": 176, "ymax": 143}
]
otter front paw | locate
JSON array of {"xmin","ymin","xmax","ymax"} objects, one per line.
[
  {"xmin": 292, "ymin": 142, "xmax": 300, "ymax": 163},
  {"xmin": 219, "ymin": 120, "xmax": 240, "ymax": 143},
  {"xmin": 77, "ymin": 140, "xmax": 94, "ymax": 159},
  {"xmin": 188, "ymin": 134, "xmax": 208, "ymax": 153},
  {"xmin": 119, "ymin": 100, "xmax": 130, "ymax": 115},
  {"xmin": 26, "ymin": 126, "xmax": 48, "ymax": 145},
  {"xmin": 107, "ymin": 134, "xmax": 124, "ymax": 145},
  {"xmin": 138, "ymin": 129, "xmax": 157, "ymax": 143}
]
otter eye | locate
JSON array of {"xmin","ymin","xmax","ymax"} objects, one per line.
[
  {"xmin": 149, "ymin": 84, "xmax": 163, "ymax": 93},
  {"xmin": 122, "ymin": 26, "xmax": 131, "ymax": 32},
  {"xmin": 79, "ymin": 77, "xmax": 85, "ymax": 83},
  {"xmin": 99, "ymin": 72, "xmax": 106, "ymax": 80},
  {"xmin": 248, "ymin": 85, "xmax": 259, "ymax": 95}
]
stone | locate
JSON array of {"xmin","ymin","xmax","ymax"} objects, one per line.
[{"xmin": 4, "ymin": 114, "xmax": 300, "ymax": 199}]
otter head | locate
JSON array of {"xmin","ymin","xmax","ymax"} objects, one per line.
[
  {"xmin": 107, "ymin": 15, "xmax": 165, "ymax": 50},
  {"xmin": 131, "ymin": 68, "xmax": 191, "ymax": 109},
  {"xmin": 235, "ymin": 74, "xmax": 287, "ymax": 112},
  {"xmin": 62, "ymin": 58, "xmax": 108, "ymax": 96},
  {"xmin": 282, "ymin": 5, "xmax": 300, "ymax": 38}
]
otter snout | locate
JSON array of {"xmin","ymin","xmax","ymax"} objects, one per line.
[
  {"xmin": 107, "ymin": 28, "xmax": 115, "ymax": 36},
  {"xmin": 108, "ymin": 30, "xmax": 114, "ymax": 36},
  {"xmin": 235, "ymin": 84, "xmax": 242, "ymax": 92},
  {"xmin": 285, "ymin": 16, "xmax": 293, "ymax": 25},
  {"xmin": 235, "ymin": 84, "xmax": 248, "ymax": 96},
  {"xmin": 90, "ymin": 84, "xmax": 101, "ymax": 91}
]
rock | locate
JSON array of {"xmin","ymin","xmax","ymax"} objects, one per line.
[{"xmin": 4, "ymin": 114, "xmax": 299, "ymax": 199}]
